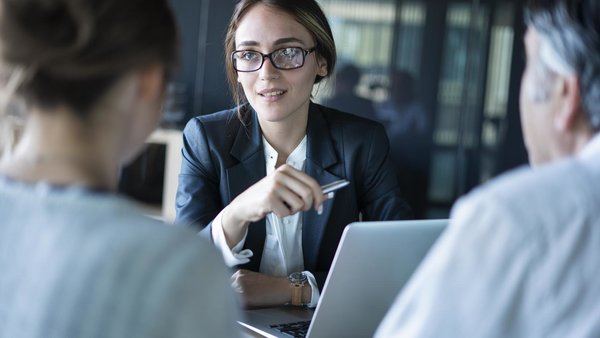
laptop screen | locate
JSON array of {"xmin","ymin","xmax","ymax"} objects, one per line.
[
  {"xmin": 239, "ymin": 219, "xmax": 447, "ymax": 338},
  {"xmin": 307, "ymin": 219, "xmax": 447, "ymax": 338}
]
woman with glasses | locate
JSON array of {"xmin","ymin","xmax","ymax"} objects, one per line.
[
  {"xmin": 176, "ymin": 0, "xmax": 412, "ymax": 309},
  {"xmin": 0, "ymin": 0, "xmax": 239, "ymax": 335}
]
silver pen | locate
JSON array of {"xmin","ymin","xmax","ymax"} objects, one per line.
[{"xmin": 321, "ymin": 179, "xmax": 350, "ymax": 194}]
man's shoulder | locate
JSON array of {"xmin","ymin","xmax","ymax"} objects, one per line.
[
  {"xmin": 475, "ymin": 158, "xmax": 585, "ymax": 199},
  {"xmin": 459, "ymin": 157, "xmax": 596, "ymax": 231}
]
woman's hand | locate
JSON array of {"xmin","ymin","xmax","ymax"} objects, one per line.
[
  {"xmin": 221, "ymin": 164, "xmax": 327, "ymax": 246},
  {"xmin": 231, "ymin": 269, "xmax": 292, "ymax": 308}
]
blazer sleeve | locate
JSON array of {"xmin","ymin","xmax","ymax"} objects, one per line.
[
  {"xmin": 359, "ymin": 123, "xmax": 413, "ymax": 220},
  {"xmin": 175, "ymin": 118, "xmax": 223, "ymax": 230}
]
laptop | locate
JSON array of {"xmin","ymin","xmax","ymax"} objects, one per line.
[{"xmin": 238, "ymin": 219, "xmax": 448, "ymax": 338}]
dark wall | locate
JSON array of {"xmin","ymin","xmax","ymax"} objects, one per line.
[
  {"xmin": 496, "ymin": 3, "xmax": 529, "ymax": 175},
  {"xmin": 170, "ymin": 0, "xmax": 237, "ymax": 125}
]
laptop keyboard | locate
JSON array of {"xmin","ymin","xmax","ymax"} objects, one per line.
[{"xmin": 270, "ymin": 320, "xmax": 311, "ymax": 337}]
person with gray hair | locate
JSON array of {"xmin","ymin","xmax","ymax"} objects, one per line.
[{"xmin": 375, "ymin": 0, "xmax": 600, "ymax": 337}]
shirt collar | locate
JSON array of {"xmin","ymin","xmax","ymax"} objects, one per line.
[
  {"xmin": 578, "ymin": 133, "xmax": 600, "ymax": 160},
  {"xmin": 263, "ymin": 135, "xmax": 307, "ymax": 172}
]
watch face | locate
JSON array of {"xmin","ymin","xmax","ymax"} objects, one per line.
[{"xmin": 289, "ymin": 271, "xmax": 307, "ymax": 283}]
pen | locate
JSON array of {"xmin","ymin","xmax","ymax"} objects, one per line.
[{"xmin": 321, "ymin": 179, "xmax": 350, "ymax": 194}]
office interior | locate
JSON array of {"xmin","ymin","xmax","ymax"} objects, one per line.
[{"xmin": 119, "ymin": 0, "xmax": 529, "ymax": 221}]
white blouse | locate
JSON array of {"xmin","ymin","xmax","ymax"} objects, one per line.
[{"xmin": 211, "ymin": 135, "xmax": 320, "ymax": 307}]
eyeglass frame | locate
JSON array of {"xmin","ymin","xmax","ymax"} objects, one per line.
[{"xmin": 231, "ymin": 46, "xmax": 317, "ymax": 72}]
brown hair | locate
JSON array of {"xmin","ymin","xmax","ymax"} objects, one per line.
[
  {"xmin": 224, "ymin": 0, "xmax": 337, "ymax": 120},
  {"xmin": 0, "ymin": 0, "xmax": 179, "ymax": 116}
]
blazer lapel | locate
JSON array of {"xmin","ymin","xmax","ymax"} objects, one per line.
[
  {"xmin": 226, "ymin": 110, "xmax": 266, "ymax": 271},
  {"xmin": 303, "ymin": 103, "xmax": 343, "ymax": 270}
]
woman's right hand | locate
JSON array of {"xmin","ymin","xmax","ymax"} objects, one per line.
[{"xmin": 221, "ymin": 164, "xmax": 327, "ymax": 245}]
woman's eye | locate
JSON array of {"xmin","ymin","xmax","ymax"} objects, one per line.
[
  {"xmin": 241, "ymin": 52, "xmax": 258, "ymax": 61},
  {"xmin": 281, "ymin": 48, "xmax": 298, "ymax": 57}
]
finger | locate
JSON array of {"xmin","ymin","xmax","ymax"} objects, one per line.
[
  {"xmin": 260, "ymin": 181, "xmax": 297, "ymax": 217},
  {"xmin": 230, "ymin": 270, "xmax": 240, "ymax": 283},
  {"xmin": 230, "ymin": 276, "xmax": 241, "ymax": 292},
  {"xmin": 271, "ymin": 200, "xmax": 294, "ymax": 218},
  {"xmin": 285, "ymin": 170, "xmax": 326, "ymax": 209},
  {"xmin": 277, "ymin": 165, "xmax": 321, "ymax": 191},
  {"xmin": 277, "ymin": 179, "xmax": 314, "ymax": 212},
  {"xmin": 270, "ymin": 170, "xmax": 314, "ymax": 211},
  {"xmin": 275, "ymin": 167, "xmax": 323, "ymax": 210},
  {"xmin": 314, "ymin": 189, "xmax": 328, "ymax": 212}
]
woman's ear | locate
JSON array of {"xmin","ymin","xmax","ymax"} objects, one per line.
[
  {"xmin": 553, "ymin": 75, "xmax": 581, "ymax": 132},
  {"xmin": 317, "ymin": 56, "xmax": 328, "ymax": 77},
  {"xmin": 136, "ymin": 64, "xmax": 165, "ymax": 103}
]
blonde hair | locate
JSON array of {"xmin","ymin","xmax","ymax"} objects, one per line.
[
  {"xmin": 0, "ymin": 0, "xmax": 179, "ymax": 157},
  {"xmin": 0, "ymin": 0, "xmax": 178, "ymax": 117}
]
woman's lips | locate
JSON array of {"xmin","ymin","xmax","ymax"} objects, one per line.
[{"xmin": 258, "ymin": 89, "xmax": 287, "ymax": 101}]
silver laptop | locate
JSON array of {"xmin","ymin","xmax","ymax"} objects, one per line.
[{"xmin": 238, "ymin": 219, "xmax": 447, "ymax": 338}]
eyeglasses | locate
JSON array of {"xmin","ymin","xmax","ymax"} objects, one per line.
[{"xmin": 232, "ymin": 47, "xmax": 316, "ymax": 72}]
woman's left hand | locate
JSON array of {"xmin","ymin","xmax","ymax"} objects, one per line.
[{"xmin": 231, "ymin": 269, "xmax": 290, "ymax": 308}]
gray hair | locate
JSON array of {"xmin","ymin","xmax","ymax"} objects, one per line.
[{"xmin": 525, "ymin": 0, "xmax": 600, "ymax": 131}]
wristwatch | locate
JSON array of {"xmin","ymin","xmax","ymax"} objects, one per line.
[{"xmin": 288, "ymin": 271, "xmax": 308, "ymax": 306}]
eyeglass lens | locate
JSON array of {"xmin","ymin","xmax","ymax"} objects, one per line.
[{"xmin": 233, "ymin": 47, "xmax": 306, "ymax": 72}]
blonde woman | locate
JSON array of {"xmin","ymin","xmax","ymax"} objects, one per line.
[{"xmin": 0, "ymin": 0, "xmax": 239, "ymax": 336}]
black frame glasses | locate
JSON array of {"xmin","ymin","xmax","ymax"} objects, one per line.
[{"xmin": 232, "ymin": 47, "xmax": 317, "ymax": 72}]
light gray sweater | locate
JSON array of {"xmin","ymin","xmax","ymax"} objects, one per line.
[{"xmin": 0, "ymin": 177, "xmax": 240, "ymax": 337}]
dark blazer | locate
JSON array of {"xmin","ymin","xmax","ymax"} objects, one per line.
[{"xmin": 175, "ymin": 102, "xmax": 412, "ymax": 287}]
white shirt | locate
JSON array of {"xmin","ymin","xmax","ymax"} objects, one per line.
[
  {"xmin": 375, "ymin": 134, "xmax": 600, "ymax": 338},
  {"xmin": 211, "ymin": 135, "xmax": 320, "ymax": 307}
]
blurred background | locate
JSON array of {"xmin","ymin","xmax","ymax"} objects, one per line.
[{"xmin": 122, "ymin": 0, "xmax": 529, "ymax": 220}]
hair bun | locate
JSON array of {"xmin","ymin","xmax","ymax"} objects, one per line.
[
  {"xmin": 0, "ymin": 0, "xmax": 177, "ymax": 114},
  {"xmin": 0, "ymin": 0, "xmax": 92, "ymax": 76}
]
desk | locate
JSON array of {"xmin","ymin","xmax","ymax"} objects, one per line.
[{"xmin": 241, "ymin": 327, "xmax": 265, "ymax": 338}]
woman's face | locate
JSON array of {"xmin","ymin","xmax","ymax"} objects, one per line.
[{"xmin": 234, "ymin": 4, "xmax": 328, "ymax": 125}]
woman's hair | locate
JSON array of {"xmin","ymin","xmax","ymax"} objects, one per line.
[
  {"xmin": 525, "ymin": 0, "xmax": 600, "ymax": 131},
  {"xmin": 0, "ymin": 0, "xmax": 179, "ymax": 116},
  {"xmin": 224, "ymin": 0, "xmax": 337, "ymax": 120}
]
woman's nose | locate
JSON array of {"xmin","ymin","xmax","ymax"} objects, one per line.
[{"xmin": 259, "ymin": 57, "xmax": 279, "ymax": 80}]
